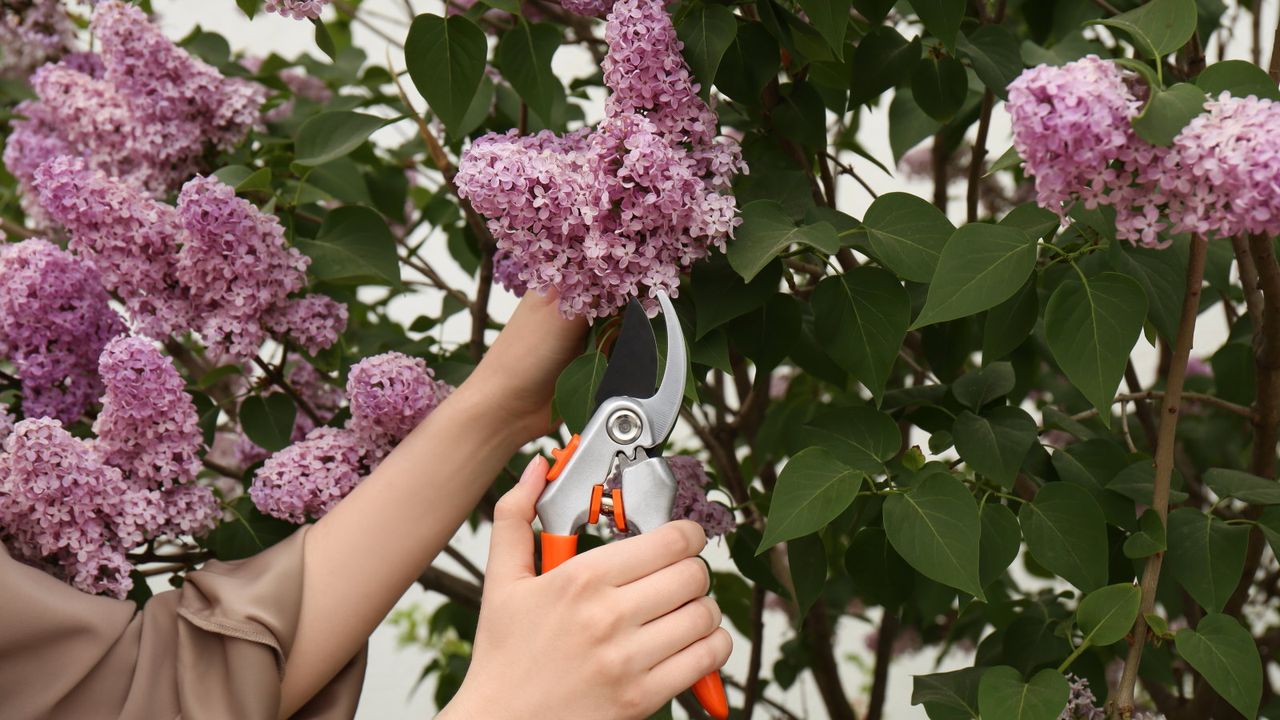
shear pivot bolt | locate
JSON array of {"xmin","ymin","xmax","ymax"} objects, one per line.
[{"xmin": 607, "ymin": 409, "xmax": 643, "ymax": 444}]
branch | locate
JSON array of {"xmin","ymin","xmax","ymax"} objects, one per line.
[
  {"xmin": 252, "ymin": 356, "xmax": 323, "ymax": 426},
  {"xmin": 803, "ymin": 600, "xmax": 857, "ymax": 720},
  {"xmin": 1124, "ymin": 362, "xmax": 1158, "ymax": 450},
  {"xmin": 967, "ymin": 90, "xmax": 996, "ymax": 223},
  {"xmin": 1113, "ymin": 234, "xmax": 1209, "ymax": 718},
  {"xmin": 396, "ymin": 237, "xmax": 475, "ymax": 310},
  {"xmin": 443, "ymin": 544, "xmax": 485, "ymax": 585},
  {"xmin": 1233, "ymin": 234, "xmax": 1264, "ymax": 324},
  {"xmin": 722, "ymin": 675, "xmax": 802, "ymax": 720},
  {"xmin": 931, "ymin": 131, "xmax": 950, "ymax": 212},
  {"xmin": 1248, "ymin": 231, "xmax": 1280, "ymax": 478},
  {"xmin": 416, "ymin": 565, "xmax": 483, "ymax": 610},
  {"xmin": 1271, "ymin": 8, "xmax": 1280, "ymax": 83},
  {"xmin": 1089, "ymin": 0, "xmax": 1120, "ymax": 15},
  {"xmin": 866, "ymin": 608, "xmax": 899, "ymax": 720},
  {"xmin": 0, "ymin": 217, "xmax": 33, "ymax": 240},
  {"xmin": 202, "ymin": 458, "xmax": 243, "ymax": 480},
  {"xmin": 740, "ymin": 585, "xmax": 766, "ymax": 719},
  {"xmin": 1063, "ymin": 390, "xmax": 1252, "ymax": 423}
]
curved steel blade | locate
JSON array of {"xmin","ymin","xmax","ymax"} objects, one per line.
[
  {"xmin": 593, "ymin": 298, "xmax": 658, "ymax": 412},
  {"xmin": 634, "ymin": 291, "xmax": 686, "ymax": 448}
]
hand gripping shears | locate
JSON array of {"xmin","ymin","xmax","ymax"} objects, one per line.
[{"xmin": 535, "ymin": 290, "xmax": 729, "ymax": 720}]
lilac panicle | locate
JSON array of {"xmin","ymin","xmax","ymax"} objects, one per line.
[
  {"xmin": 265, "ymin": 294, "xmax": 349, "ymax": 356},
  {"xmin": 0, "ymin": 0, "xmax": 75, "ymax": 77},
  {"xmin": 33, "ymin": 156, "xmax": 191, "ymax": 337},
  {"xmin": 455, "ymin": 0, "xmax": 745, "ymax": 321},
  {"xmin": 249, "ymin": 352, "xmax": 453, "ymax": 523},
  {"xmin": 175, "ymin": 176, "xmax": 310, "ymax": 359},
  {"xmin": 668, "ymin": 456, "xmax": 735, "ymax": 537},
  {"xmin": 0, "ymin": 238, "xmax": 126, "ymax": 423},
  {"xmin": 0, "ymin": 417, "xmax": 159, "ymax": 598},
  {"xmin": 263, "ymin": 0, "xmax": 330, "ymax": 19}
]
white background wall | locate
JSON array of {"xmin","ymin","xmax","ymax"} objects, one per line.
[{"xmin": 143, "ymin": 2, "xmax": 1275, "ymax": 716}]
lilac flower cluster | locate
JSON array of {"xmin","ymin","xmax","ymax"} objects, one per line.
[
  {"xmin": 35, "ymin": 159, "xmax": 346, "ymax": 358},
  {"xmin": 1059, "ymin": 674, "xmax": 1106, "ymax": 720},
  {"xmin": 0, "ymin": 417, "xmax": 158, "ymax": 598},
  {"xmin": 1160, "ymin": 93, "xmax": 1280, "ymax": 239},
  {"xmin": 667, "ymin": 456, "xmax": 735, "ymax": 537},
  {"xmin": 0, "ymin": 0, "xmax": 76, "ymax": 77},
  {"xmin": 456, "ymin": 0, "xmax": 745, "ymax": 320},
  {"xmin": 492, "ymin": 249, "xmax": 528, "ymax": 298},
  {"xmin": 559, "ymin": 0, "xmax": 613, "ymax": 16},
  {"xmin": 3, "ymin": 1, "xmax": 263, "ymax": 196},
  {"xmin": 1007, "ymin": 56, "xmax": 1171, "ymax": 247},
  {"xmin": 250, "ymin": 352, "xmax": 452, "ymax": 523},
  {"xmin": 264, "ymin": 0, "xmax": 329, "ymax": 19},
  {"xmin": 0, "ymin": 238, "xmax": 125, "ymax": 422},
  {"xmin": 0, "ymin": 407, "xmax": 12, "ymax": 445}
]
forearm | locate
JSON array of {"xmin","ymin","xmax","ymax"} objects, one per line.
[{"xmin": 279, "ymin": 375, "xmax": 523, "ymax": 717}]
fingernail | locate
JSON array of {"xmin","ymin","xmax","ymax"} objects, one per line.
[{"xmin": 523, "ymin": 454, "xmax": 549, "ymax": 481}]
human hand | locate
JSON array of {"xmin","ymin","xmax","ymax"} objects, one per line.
[
  {"xmin": 463, "ymin": 289, "xmax": 588, "ymax": 445},
  {"xmin": 441, "ymin": 456, "xmax": 732, "ymax": 720}
]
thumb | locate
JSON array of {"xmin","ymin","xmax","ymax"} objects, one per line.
[{"xmin": 485, "ymin": 454, "xmax": 550, "ymax": 587}]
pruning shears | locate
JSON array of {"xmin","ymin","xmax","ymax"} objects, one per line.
[{"xmin": 535, "ymin": 290, "xmax": 729, "ymax": 720}]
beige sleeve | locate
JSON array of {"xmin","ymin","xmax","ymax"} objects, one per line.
[{"xmin": 0, "ymin": 526, "xmax": 367, "ymax": 720}]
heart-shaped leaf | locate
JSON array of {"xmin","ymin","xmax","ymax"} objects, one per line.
[
  {"xmin": 913, "ymin": 223, "xmax": 1038, "ymax": 329},
  {"xmin": 884, "ymin": 473, "xmax": 985, "ymax": 600},
  {"xmin": 729, "ymin": 200, "xmax": 840, "ymax": 281},
  {"xmin": 978, "ymin": 666, "xmax": 1069, "ymax": 720},
  {"xmin": 758, "ymin": 448, "xmax": 864, "ymax": 553},
  {"xmin": 1077, "ymin": 583, "xmax": 1141, "ymax": 647},
  {"xmin": 1175, "ymin": 614, "xmax": 1262, "ymax": 719},
  {"xmin": 1020, "ymin": 482, "xmax": 1109, "ymax": 592}
]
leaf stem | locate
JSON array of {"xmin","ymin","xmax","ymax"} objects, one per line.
[
  {"xmin": 1057, "ymin": 637, "xmax": 1091, "ymax": 674},
  {"xmin": 1112, "ymin": 234, "xmax": 1208, "ymax": 717}
]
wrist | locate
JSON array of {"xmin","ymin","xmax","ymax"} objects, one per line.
[{"xmin": 445, "ymin": 373, "xmax": 534, "ymax": 453}]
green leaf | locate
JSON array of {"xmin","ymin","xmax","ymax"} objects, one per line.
[
  {"xmin": 979, "ymin": 502, "xmax": 1021, "ymax": 588},
  {"xmin": 1044, "ymin": 273, "xmax": 1147, "ymax": 423},
  {"xmin": 986, "ymin": 145, "xmax": 1023, "ymax": 176},
  {"xmin": 858, "ymin": 191, "xmax": 955, "ymax": 282},
  {"xmin": 956, "ymin": 24, "xmax": 1023, "ymax": 97},
  {"xmin": 1107, "ymin": 461, "xmax": 1190, "ymax": 506},
  {"xmin": 497, "ymin": 22, "xmax": 564, "ymax": 126},
  {"xmin": 295, "ymin": 206, "xmax": 401, "ymax": 286},
  {"xmin": 1175, "ymin": 614, "xmax": 1263, "ymax": 719},
  {"xmin": 849, "ymin": 27, "xmax": 921, "ymax": 106},
  {"xmin": 788, "ymin": 533, "xmax": 827, "ymax": 618},
  {"xmin": 1107, "ymin": 233, "xmax": 1189, "ymax": 343},
  {"xmin": 911, "ymin": 54, "xmax": 969, "ymax": 122},
  {"xmin": 406, "ymin": 14, "xmax": 488, "ymax": 137},
  {"xmin": 1091, "ymin": 0, "xmax": 1198, "ymax": 58},
  {"xmin": 1166, "ymin": 507, "xmax": 1249, "ymax": 613},
  {"xmin": 796, "ymin": 0, "xmax": 851, "ymax": 56},
  {"xmin": 204, "ymin": 496, "xmax": 297, "ymax": 560},
  {"xmin": 240, "ymin": 394, "xmax": 297, "ymax": 452},
  {"xmin": 691, "ymin": 256, "xmax": 782, "ymax": 339},
  {"xmin": 982, "ymin": 279, "xmax": 1038, "ymax": 362},
  {"xmin": 553, "ymin": 351, "xmax": 607, "ymax": 433},
  {"xmin": 1196, "ymin": 59, "xmax": 1280, "ymax": 101},
  {"xmin": 677, "ymin": 5, "xmax": 738, "ymax": 99},
  {"xmin": 1133, "ymin": 83, "xmax": 1207, "ymax": 146},
  {"xmin": 889, "ymin": 87, "xmax": 943, "ymax": 162},
  {"xmin": 1204, "ymin": 468, "xmax": 1280, "ymax": 504},
  {"xmin": 1077, "ymin": 583, "xmax": 1141, "ymax": 647},
  {"xmin": 773, "ymin": 81, "xmax": 828, "ymax": 149},
  {"xmin": 952, "ymin": 361, "xmax": 1015, "ymax": 411},
  {"xmin": 912, "ymin": 667, "xmax": 983, "ymax": 717},
  {"xmin": 978, "ymin": 667, "xmax": 1069, "ymax": 720},
  {"xmin": 730, "ymin": 200, "xmax": 840, "ymax": 281},
  {"xmin": 851, "ymin": 0, "xmax": 895, "ymax": 24},
  {"xmin": 912, "ymin": 224, "xmax": 1038, "ymax": 329},
  {"xmin": 294, "ymin": 111, "xmax": 386, "ymax": 166},
  {"xmin": 715, "ymin": 22, "xmax": 780, "ymax": 105},
  {"xmin": 236, "ymin": 0, "xmax": 260, "ymax": 19},
  {"xmin": 1019, "ymin": 482, "xmax": 1109, "ymax": 592},
  {"xmin": 883, "ymin": 473, "xmax": 985, "ymax": 600},
  {"xmin": 805, "ymin": 406, "xmax": 902, "ymax": 473},
  {"xmin": 1257, "ymin": 506, "xmax": 1280, "ymax": 557},
  {"xmin": 811, "ymin": 268, "xmax": 911, "ymax": 401},
  {"xmin": 312, "ymin": 17, "xmax": 336, "ymax": 61},
  {"xmin": 213, "ymin": 165, "xmax": 272, "ymax": 193},
  {"xmin": 1123, "ymin": 508, "xmax": 1167, "ymax": 559},
  {"xmin": 758, "ymin": 448, "xmax": 864, "ymax": 553},
  {"xmin": 911, "ymin": 0, "xmax": 966, "ymax": 51},
  {"xmin": 847, "ymin": 528, "xmax": 915, "ymax": 608},
  {"xmin": 953, "ymin": 407, "xmax": 1037, "ymax": 488}
]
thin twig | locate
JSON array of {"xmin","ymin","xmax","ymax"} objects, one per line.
[
  {"xmin": 1271, "ymin": 7, "xmax": 1280, "ymax": 83},
  {"xmin": 1124, "ymin": 362, "xmax": 1158, "ymax": 451},
  {"xmin": 1089, "ymin": 0, "xmax": 1121, "ymax": 15},
  {"xmin": 804, "ymin": 600, "xmax": 857, "ymax": 720},
  {"xmin": 1234, "ymin": 234, "xmax": 1265, "ymax": 330},
  {"xmin": 417, "ymin": 565, "xmax": 483, "ymax": 610},
  {"xmin": 443, "ymin": 544, "xmax": 485, "ymax": 585},
  {"xmin": 722, "ymin": 676, "xmax": 802, "ymax": 720},
  {"xmin": 824, "ymin": 152, "xmax": 879, "ymax": 199},
  {"xmin": 332, "ymin": 0, "xmax": 405, "ymax": 47},
  {"xmin": 865, "ymin": 608, "xmax": 899, "ymax": 720},
  {"xmin": 967, "ymin": 91, "xmax": 996, "ymax": 223},
  {"xmin": 203, "ymin": 458, "xmax": 243, "ymax": 480},
  {"xmin": 1113, "ymin": 234, "xmax": 1208, "ymax": 718},
  {"xmin": 252, "ymin": 356, "xmax": 322, "ymax": 425},
  {"xmin": 1065, "ymin": 390, "xmax": 1252, "ymax": 423},
  {"xmin": 0, "ymin": 217, "xmax": 33, "ymax": 240}
]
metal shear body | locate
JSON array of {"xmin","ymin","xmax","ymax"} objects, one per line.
[{"xmin": 534, "ymin": 290, "xmax": 729, "ymax": 720}]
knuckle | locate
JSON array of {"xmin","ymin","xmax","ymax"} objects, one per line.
[
  {"xmin": 654, "ymin": 524, "xmax": 689, "ymax": 558},
  {"xmin": 672, "ymin": 520, "xmax": 707, "ymax": 554},
  {"xmin": 617, "ymin": 686, "xmax": 648, "ymax": 717},
  {"xmin": 712, "ymin": 628, "xmax": 733, "ymax": 663},
  {"xmin": 698, "ymin": 596, "xmax": 722, "ymax": 632}
]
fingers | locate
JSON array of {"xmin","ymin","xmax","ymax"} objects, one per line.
[
  {"xmin": 644, "ymin": 627, "xmax": 732, "ymax": 702},
  {"xmin": 632, "ymin": 596, "xmax": 722, "ymax": 670},
  {"xmin": 618, "ymin": 556, "xmax": 710, "ymax": 624},
  {"xmin": 485, "ymin": 455, "xmax": 550, "ymax": 586},
  {"xmin": 577, "ymin": 520, "xmax": 706, "ymax": 586}
]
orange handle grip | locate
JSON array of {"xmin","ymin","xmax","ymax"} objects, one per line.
[
  {"xmin": 692, "ymin": 672, "xmax": 728, "ymax": 719},
  {"xmin": 539, "ymin": 532, "xmax": 578, "ymax": 574}
]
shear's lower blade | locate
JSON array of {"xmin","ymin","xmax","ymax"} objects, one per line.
[{"xmin": 592, "ymin": 298, "xmax": 658, "ymax": 412}]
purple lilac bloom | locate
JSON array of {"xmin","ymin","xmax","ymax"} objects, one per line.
[
  {"xmin": 0, "ymin": 0, "xmax": 76, "ymax": 77},
  {"xmin": 492, "ymin": 249, "xmax": 527, "ymax": 298},
  {"xmin": 4, "ymin": 1, "xmax": 263, "ymax": 196},
  {"xmin": 175, "ymin": 176, "xmax": 310, "ymax": 359},
  {"xmin": 668, "ymin": 456, "xmax": 735, "ymax": 537},
  {"xmin": 346, "ymin": 352, "xmax": 452, "ymax": 457},
  {"xmin": 0, "ymin": 417, "xmax": 159, "ymax": 598},
  {"xmin": 93, "ymin": 335, "xmax": 219, "ymax": 537},
  {"xmin": 265, "ymin": 294, "xmax": 349, "ymax": 356},
  {"xmin": 0, "ymin": 238, "xmax": 126, "ymax": 422},
  {"xmin": 1007, "ymin": 56, "xmax": 1170, "ymax": 248},
  {"xmin": 455, "ymin": 0, "xmax": 745, "ymax": 321},
  {"xmin": 263, "ymin": 0, "xmax": 329, "ymax": 19},
  {"xmin": 249, "ymin": 426, "xmax": 369, "ymax": 523},
  {"xmin": 1161, "ymin": 93, "xmax": 1280, "ymax": 239},
  {"xmin": 33, "ymin": 156, "xmax": 191, "ymax": 337},
  {"xmin": 1059, "ymin": 674, "xmax": 1106, "ymax": 720},
  {"xmin": 559, "ymin": 0, "xmax": 614, "ymax": 16},
  {"xmin": 0, "ymin": 406, "xmax": 13, "ymax": 445}
]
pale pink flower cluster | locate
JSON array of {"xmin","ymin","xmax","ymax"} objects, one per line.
[
  {"xmin": 250, "ymin": 352, "xmax": 452, "ymax": 523},
  {"xmin": 264, "ymin": 0, "xmax": 329, "ymax": 19},
  {"xmin": 455, "ymin": 0, "xmax": 745, "ymax": 320},
  {"xmin": 668, "ymin": 456, "xmax": 735, "ymax": 537},
  {"xmin": 3, "ymin": 1, "xmax": 264, "ymax": 196},
  {"xmin": 0, "ymin": 0, "xmax": 76, "ymax": 77},
  {"xmin": 34, "ymin": 159, "xmax": 346, "ymax": 358},
  {"xmin": 0, "ymin": 238, "xmax": 125, "ymax": 422}
]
